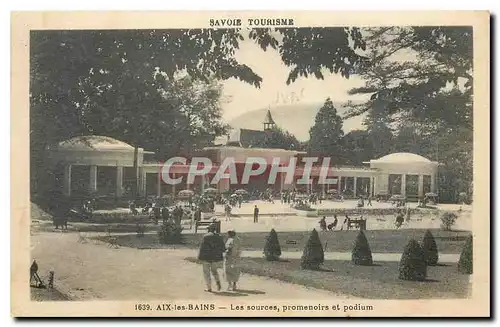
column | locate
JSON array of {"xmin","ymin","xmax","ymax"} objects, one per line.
[
  {"xmin": 353, "ymin": 177, "xmax": 357, "ymax": 197},
  {"xmin": 89, "ymin": 165, "xmax": 97, "ymax": 193},
  {"xmin": 172, "ymin": 173, "xmax": 177, "ymax": 196},
  {"xmin": 401, "ymin": 174, "xmax": 407, "ymax": 196},
  {"xmin": 322, "ymin": 182, "xmax": 325, "ymax": 198},
  {"xmin": 337, "ymin": 176, "xmax": 342, "ymax": 193},
  {"xmin": 201, "ymin": 175, "xmax": 206, "ymax": 192},
  {"xmin": 431, "ymin": 174, "xmax": 436, "ymax": 193},
  {"xmin": 418, "ymin": 174, "xmax": 424, "ymax": 198},
  {"xmin": 156, "ymin": 171, "xmax": 161, "ymax": 197},
  {"xmin": 372, "ymin": 176, "xmax": 376, "ymax": 197},
  {"xmin": 116, "ymin": 166, "xmax": 123, "ymax": 197},
  {"xmin": 139, "ymin": 168, "xmax": 146, "ymax": 196},
  {"xmin": 63, "ymin": 164, "xmax": 72, "ymax": 197},
  {"xmin": 280, "ymin": 172, "xmax": 285, "ymax": 192}
]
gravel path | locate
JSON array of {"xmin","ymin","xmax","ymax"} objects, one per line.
[{"xmin": 31, "ymin": 232, "xmax": 357, "ymax": 301}]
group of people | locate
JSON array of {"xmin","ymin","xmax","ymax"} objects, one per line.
[
  {"xmin": 356, "ymin": 195, "xmax": 373, "ymax": 208},
  {"xmin": 197, "ymin": 225, "xmax": 242, "ymax": 292},
  {"xmin": 151, "ymin": 203, "xmax": 185, "ymax": 226},
  {"xmin": 319, "ymin": 214, "xmax": 361, "ymax": 231},
  {"xmin": 280, "ymin": 190, "xmax": 295, "ymax": 204}
]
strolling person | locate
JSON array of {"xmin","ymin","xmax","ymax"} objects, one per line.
[
  {"xmin": 161, "ymin": 206, "xmax": 170, "ymax": 221},
  {"xmin": 328, "ymin": 214, "xmax": 338, "ymax": 231},
  {"xmin": 367, "ymin": 195, "xmax": 373, "ymax": 207},
  {"xmin": 342, "ymin": 215, "xmax": 351, "ymax": 231},
  {"xmin": 395, "ymin": 211, "xmax": 404, "ymax": 228},
  {"xmin": 194, "ymin": 207, "xmax": 202, "ymax": 222},
  {"xmin": 319, "ymin": 216, "xmax": 327, "ymax": 231},
  {"xmin": 198, "ymin": 224, "xmax": 225, "ymax": 292},
  {"xmin": 357, "ymin": 196, "xmax": 364, "ymax": 208},
  {"xmin": 225, "ymin": 203, "xmax": 232, "ymax": 221},
  {"xmin": 253, "ymin": 205, "xmax": 259, "ymax": 223},
  {"xmin": 224, "ymin": 230, "xmax": 242, "ymax": 291}
]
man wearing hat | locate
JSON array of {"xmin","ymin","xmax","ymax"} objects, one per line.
[{"xmin": 197, "ymin": 223, "xmax": 225, "ymax": 292}]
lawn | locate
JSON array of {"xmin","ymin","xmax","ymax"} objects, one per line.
[
  {"xmin": 30, "ymin": 286, "xmax": 71, "ymax": 301},
  {"xmin": 185, "ymin": 257, "xmax": 470, "ymax": 299},
  {"xmin": 102, "ymin": 229, "xmax": 471, "ymax": 253}
]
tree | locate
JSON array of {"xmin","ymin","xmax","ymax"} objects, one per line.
[
  {"xmin": 399, "ymin": 239, "xmax": 427, "ymax": 281},
  {"xmin": 458, "ymin": 235, "xmax": 473, "ymax": 274},
  {"xmin": 263, "ymin": 229, "xmax": 282, "ymax": 261},
  {"xmin": 308, "ymin": 98, "xmax": 345, "ymax": 160},
  {"xmin": 85, "ymin": 75, "xmax": 230, "ymax": 160},
  {"xmin": 30, "ymin": 28, "xmax": 366, "ymax": 198},
  {"xmin": 248, "ymin": 27, "xmax": 367, "ymax": 84},
  {"xmin": 352, "ymin": 231, "xmax": 373, "ymax": 266},
  {"xmin": 342, "ymin": 130, "xmax": 373, "ymax": 165},
  {"xmin": 31, "ymin": 30, "xmax": 252, "ymax": 198},
  {"xmin": 301, "ymin": 229, "xmax": 324, "ymax": 270},
  {"xmin": 343, "ymin": 27, "xmax": 473, "ymax": 203},
  {"xmin": 422, "ymin": 230, "xmax": 439, "ymax": 266},
  {"xmin": 252, "ymin": 126, "xmax": 301, "ymax": 150},
  {"xmin": 440, "ymin": 211, "xmax": 458, "ymax": 231},
  {"xmin": 158, "ymin": 218, "xmax": 183, "ymax": 245}
]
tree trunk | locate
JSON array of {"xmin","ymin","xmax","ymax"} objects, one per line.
[{"xmin": 133, "ymin": 144, "xmax": 139, "ymax": 200}]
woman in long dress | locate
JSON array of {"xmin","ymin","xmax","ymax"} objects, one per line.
[{"xmin": 224, "ymin": 230, "xmax": 241, "ymax": 291}]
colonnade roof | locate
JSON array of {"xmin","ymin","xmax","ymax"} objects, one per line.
[
  {"xmin": 371, "ymin": 152, "xmax": 434, "ymax": 163},
  {"xmin": 55, "ymin": 135, "xmax": 135, "ymax": 151}
]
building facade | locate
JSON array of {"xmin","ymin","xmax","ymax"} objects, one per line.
[{"xmin": 48, "ymin": 112, "xmax": 439, "ymax": 200}]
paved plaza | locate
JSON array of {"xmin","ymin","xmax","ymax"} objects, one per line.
[
  {"xmin": 203, "ymin": 200, "xmax": 472, "ymax": 234},
  {"xmin": 92, "ymin": 200, "xmax": 472, "ymax": 234}
]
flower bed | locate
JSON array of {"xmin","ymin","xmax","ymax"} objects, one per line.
[{"xmin": 316, "ymin": 207, "xmax": 423, "ymax": 217}]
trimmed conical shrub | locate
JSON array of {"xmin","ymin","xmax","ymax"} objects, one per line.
[
  {"xmin": 422, "ymin": 229, "xmax": 439, "ymax": 266},
  {"xmin": 264, "ymin": 229, "xmax": 282, "ymax": 261},
  {"xmin": 458, "ymin": 235, "xmax": 473, "ymax": 274},
  {"xmin": 352, "ymin": 231, "xmax": 373, "ymax": 266},
  {"xmin": 301, "ymin": 229, "xmax": 324, "ymax": 270},
  {"xmin": 398, "ymin": 239, "xmax": 427, "ymax": 281}
]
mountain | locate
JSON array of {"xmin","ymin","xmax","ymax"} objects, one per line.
[{"xmin": 227, "ymin": 102, "xmax": 367, "ymax": 142}]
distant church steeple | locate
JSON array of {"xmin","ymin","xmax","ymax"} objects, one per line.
[{"xmin": 263, "ymin": 109, "xmax": 276, "ymax": 131}]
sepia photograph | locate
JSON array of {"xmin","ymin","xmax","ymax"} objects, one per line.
[{"xmin": 11, "ymin": 11, "xmax": 490, "ymax": 317}]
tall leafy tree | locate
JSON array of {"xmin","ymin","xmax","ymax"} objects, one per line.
[
  {"xmin": 252, "ymin": 126, "xmax": 301, "ymax": 150},
  {"xmin": 248, "ymin": 27, "xmax": 367, "ymax": 84},
  {"xmin": 343, "ymin": 27, "xmax": 473, "ymax": 202},
  {"xmin": 30, "ymin": 28, "xmax": 366, "ymax": 198},
  {"xmin": 342, "ymin": 130, "xmax": 373, "ymax": 165},
  {"xmin": 308, "ymin": 98, "xmax": 345, "ymax": 161}
]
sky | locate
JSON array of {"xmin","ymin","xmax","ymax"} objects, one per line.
[{"xmin": 220, "ymin": 38, "xmax": 369, "ymax": 122}]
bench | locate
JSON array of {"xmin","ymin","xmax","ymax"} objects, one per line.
[
  {"xmin": 195, "ymin": 220, "xmax": 221, "ymax": 234},
  {"xmin": 347, "ymin": 219, "xmax": 367, "ymax": 231},
  {"xmin": 376, "ymin": 194, "xmax": 390, "ymax": 202}
]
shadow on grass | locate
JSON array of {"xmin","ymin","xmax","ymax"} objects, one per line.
[
  {"xmin": 368, "ymin": 263, "xmax": 383, "ymax": 267},
  {"xmin": 309, "ymin": 267, "xmax": 336, "ymax": 273},
  {"xmin": 401, "ymin": 278, "xmax": 440, "ymax": 283},
  {"xmin": 213, "ymin": 291, "xmax": 248, "ymax": 297},
  {"xmin": 236, "ymin": 289, "xmax": 266, "ymax": 295},
  {"xmin": 436, "ymin": 236, "xmax": 468, "ymax": 242},
  {"xmin": 268, "ymin": 259, "xmax": 290, "ymax": 263}
]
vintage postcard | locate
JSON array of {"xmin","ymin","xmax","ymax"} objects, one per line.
[{"xmin": 11, "ymin": 11, "xmax": 490, "ymax": 317}]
